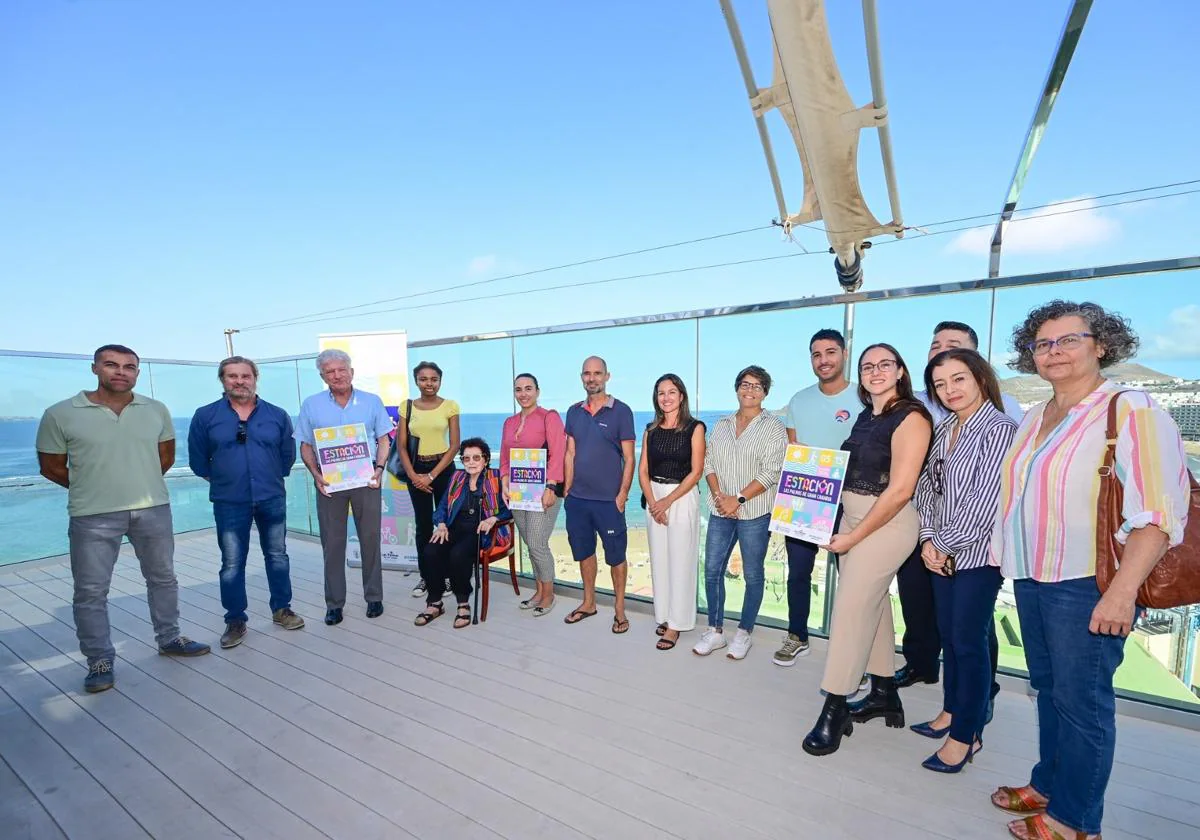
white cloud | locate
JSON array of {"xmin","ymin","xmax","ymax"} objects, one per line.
[
  {"xmin": 946, "ymin": 196, "xmax": 1121, "ymax": 255},
  {"xmin": 466, "ymin": 255, "xmax": 498, "ymax": 277},
  {"xmin": 1141, "ymin": 304, "xmax": 1200, "ymax": 361}
]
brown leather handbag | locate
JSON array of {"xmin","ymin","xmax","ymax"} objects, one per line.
[{"xmin": 1095, "ymin": 390, "xmax": 1200, "ymax": 609}]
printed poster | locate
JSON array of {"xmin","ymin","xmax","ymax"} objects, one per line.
[
  {"xmin": 508, "ymin": 448, "xmax": 547, "ymax": 512},
  {"xmin": 318, "ymin": 330, "xmax": 416, "ymax": 571},
  {"xmin": 768, "ymin": 444, "xmax": 849, "ymax": 545},
  {"xmin": 314, "ymin": 423, "xmax": 374, "ymax": 492}
]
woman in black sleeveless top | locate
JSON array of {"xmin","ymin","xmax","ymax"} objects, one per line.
[
  {"xmin": 802, "ymin": 343, "xmax": 932, "ymax": 757},
  {"xmin": 637, "ymin": 374, "xmax": 706, "ymax": 651}
]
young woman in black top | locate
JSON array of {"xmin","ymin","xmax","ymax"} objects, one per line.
[
  {"xmin": 636, "ymin": 374, "xmax": 706, "ymax": 651},
  {"xmin": 803, "ymin": 343, "xmax": 932, "ymax": 757}
]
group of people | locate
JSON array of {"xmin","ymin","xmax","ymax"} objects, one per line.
[{"xmin": 36, "ymin": 298, "xmax": 1191, "ymax": 840}]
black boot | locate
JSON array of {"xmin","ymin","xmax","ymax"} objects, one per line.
[
  {"xmin": 848, "ymin": 675, "xmax": 905, "ymax": 728},
  {"xmin": 802, "ymin": 694, "xmax": 853, "ymax": 757}
]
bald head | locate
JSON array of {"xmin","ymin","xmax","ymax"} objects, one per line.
[
  {"xmin": 580, "ymin": 355, "xmax": 610, "ymax": 397},
  {"xmin": 582, "ymin": 355, "xmax": 608, "ymax": 374}
]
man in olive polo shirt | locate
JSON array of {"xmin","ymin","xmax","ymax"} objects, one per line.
[{"xmin": 37, "ymin": 344, "xmax": 210, "ymax": 694}]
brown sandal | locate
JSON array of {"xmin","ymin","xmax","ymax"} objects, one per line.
[
  {"xmin": 992, "ymin": 784, "xmax": 1049, "ymax": 815},
  {"xmin": 453, "ymin": 605, "xmax": 472, "ymax": 629},
  {"xmin": 1007, "ymin": 814, "xmax": 1097, "ymax": 840}
]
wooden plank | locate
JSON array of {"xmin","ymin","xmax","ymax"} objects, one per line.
[
  {"xmin": 29, "ymin": 571, "xmax": 532, "ymax": 840},
  {"xmin": 0, "ymin": 584, "xmax": 339, "ymax": 840},
  {"xmin": 0, "ymin": 694, "xmax": 110, "ymax": 840},
  {"xmin": 101, "ymin": 559, "xmax": 750, "ymax": 840}
]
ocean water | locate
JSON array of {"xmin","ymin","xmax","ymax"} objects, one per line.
[{"xmin": 0, "ymin": 410, "xmax": 733, "ymax": 564}]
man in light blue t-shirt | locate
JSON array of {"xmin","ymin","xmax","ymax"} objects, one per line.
[{"xmin": 773, "ymin": 328, "xmax": 862, "ymax": 666}]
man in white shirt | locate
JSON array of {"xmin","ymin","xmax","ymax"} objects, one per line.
[
  {"xmin": 897, "ymin": 321, "xmax": 1022, "ymax": 721},
  {"xmin": 773, "ymin": 329, "xmax": 861, "ymax": 666}
]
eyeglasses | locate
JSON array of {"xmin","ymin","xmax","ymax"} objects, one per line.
[
  {"xmin": 1025, "ymin": 332, "xmax": 1095, "ymax": 356},
  {"xmin": 737, "ymin": 382, "xmax": 764, "ymax": 393},
  {"xmin": 460, "ymin": 454, "xmax": 486, "ymax": 463},
  {"xmin": 859, "ymin": 359, "xmax": 898, "ymax": 375},
  {"xmin": 236, "ymin": 420, "xmax": 247, "ymax": 444}
]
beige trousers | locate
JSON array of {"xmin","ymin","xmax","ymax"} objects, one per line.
[{"xmin": 820, "ymin": 491, "xmax": 919, "ymax": 695}]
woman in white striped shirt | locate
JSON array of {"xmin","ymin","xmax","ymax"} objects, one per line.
[
  {"xmin": 693, "ymin": 365, "xmax": 787, "ymax": 662},
  {"xmin": 911, "ymin": 349, "xmax": 1017, "ymax": 774}
]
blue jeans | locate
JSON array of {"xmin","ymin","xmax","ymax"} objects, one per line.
[
  {"xmin": 931, "ymin": 565, "xmax": 1002, "ymax": 745},
  {"xmin": 703, "ymin": 513, "xmax": 770, "ymax": 632},
  {"xmin": 69, "ymin": 504, "xmax": 180, "ymax": 665},
  {"xmin": 214, "ymin": 496, "xmax": 292, "ymax": 623},
  {"xmin": 1015, "ymin": 576, "xmax": 1128, "ymax": 835}
]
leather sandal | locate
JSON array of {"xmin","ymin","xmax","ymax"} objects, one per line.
[
  {"xmin": 992, "ymin": 785, "xmax": 1049, "ymax": 815},
  {"xmin": 1007, "ymin": 814, "xmax": 1097, "ymax": 840},
  {"xmin": 414, "ymin": 602, "xmax": 445, "ymax": 626},
  {"xmin": 453, "ymin": 605, "xmax": 472, "ymax": 629}
]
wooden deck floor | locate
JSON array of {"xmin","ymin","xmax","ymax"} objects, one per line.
[{"xmin": 1, "ymin": 531, "xmax": 1198, "ymax": 840}]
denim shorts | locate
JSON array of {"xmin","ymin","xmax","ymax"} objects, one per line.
[{"xmin": 564, "ymin": 495, "xmax": 627, "ymax": 566}]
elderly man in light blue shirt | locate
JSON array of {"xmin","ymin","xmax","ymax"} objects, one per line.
[
  {"xmin": 296, "ymin": 348, "xmax": 393, "ymax": 626},
  {"xmin": 896, "ymin": 321, "xmax": 1021, "ymax": 726}
]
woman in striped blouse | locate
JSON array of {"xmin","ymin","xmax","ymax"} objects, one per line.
[
  {"xmin": 693, "ymin": 365, "xmax": 787, "ymax": 662},
  {"xmin": 989, "ymin": 301, "xmax": 1189, "ymax": 840},
  {"xmin": 911, "ymin": 349, "xmax": 1017, "ymax": 773}
]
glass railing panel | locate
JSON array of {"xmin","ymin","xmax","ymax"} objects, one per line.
[
  {"xmin": 512, "ymin": 320, "xmax": 699, "ymax": 594},
  {"xmin": 1, "ymin": 353, "xmax": 108, "ymax": 565},
  {"xmin": 992, "ymin": 269, "xmax": 1200, "ymax": 711},
  {"xmin": 697, "ymin": 305, "xmax": 847, "ymax": 635},
  {"xmin": 847, "ymin": 289, "xmax": 998, "ymax": 391}
]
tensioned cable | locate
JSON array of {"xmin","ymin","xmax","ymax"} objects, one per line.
[
  {"xmin": 240, "ymin": 178, "xmax": 1199, "ymax": 332},
  {"xmin": 239, "ymin": 224, "xmax": 775, "ymax": 331}
]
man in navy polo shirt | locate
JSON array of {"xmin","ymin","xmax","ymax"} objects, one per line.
[
  {"xmin": 562, "ymin": 356, "xmax": 636, "ymax": 633},
  {"xmin": 189, "ymin": 356, "xmax": 304, "ymax": 649}
]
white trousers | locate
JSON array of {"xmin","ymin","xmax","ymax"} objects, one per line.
[{"xmin": 646, "ymin": 481, "xmax": 700, "ymax": 631}]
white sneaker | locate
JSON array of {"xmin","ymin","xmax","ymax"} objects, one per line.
[
  {"xmin": 692, "ymin": 628, "xmax": 727, "ymax": 656},
  {"xmin": 727, "ymin": 629, "xmax": 753, "ymax": 660}
]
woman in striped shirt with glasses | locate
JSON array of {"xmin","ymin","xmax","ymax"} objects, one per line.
[{"xmin": 911, "ymin": 348, "xmax": 1017, "ymax": 773}]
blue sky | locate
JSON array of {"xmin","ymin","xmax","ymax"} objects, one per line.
[{"xmin": 3, "ymin": 0, "xmax": 1199, "ymax": 414}]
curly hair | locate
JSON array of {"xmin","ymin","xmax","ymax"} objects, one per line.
[{"xmin": 1008, "ymin": 300, "xmax": 1139, "ymax": 374}]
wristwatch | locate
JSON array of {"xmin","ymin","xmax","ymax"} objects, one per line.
[{"xmin": 736, "ymin": 494, "xmax": 747, "ymax": 506}]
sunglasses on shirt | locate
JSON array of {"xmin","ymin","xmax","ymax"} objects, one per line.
[{"xmin": 237, "ymin": 420, "xmax": 247, "ymax": 444}]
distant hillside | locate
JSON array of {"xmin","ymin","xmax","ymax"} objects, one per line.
[{"xmin": 1000, "ymin": 362, "xmax": 1178, "ymax": 405}]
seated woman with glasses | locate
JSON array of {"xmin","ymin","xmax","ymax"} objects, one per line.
[
  {"xmin": 803, "ymin": 344, "xmax": 932, "ymax": 757},
  {"xmin": 413, "ymin": 437, "xmax": 513, "ymax": 629},
  {"xmin": 910, "ymin": 348, "xmax": 1017, "ymax": 773}
]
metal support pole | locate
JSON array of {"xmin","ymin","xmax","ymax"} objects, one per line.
[
  {"xmin": 987, "ymin": 0, "xmax": 1094, "ymax": 278},
  {"xmin": 224, "ymin": 329, "xmax": 239, "ymax": 357}
]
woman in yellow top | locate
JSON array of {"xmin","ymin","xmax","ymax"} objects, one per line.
[{"xmin": 397, "ymin": 361, "xmax": 461, "ymax": 598}]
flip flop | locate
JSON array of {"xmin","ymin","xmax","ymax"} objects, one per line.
[
  {"xmin": 612, "ymin": 616, "xmax": 630, "ymax": 634},
  {"xmin": 563, "ymin": 608, "xmax": 597, "ymax": 625}
]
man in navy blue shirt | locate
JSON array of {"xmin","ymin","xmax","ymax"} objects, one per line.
[
  {"xmin": 189, "ymin": 356, "xmax": 303, "ymax": 649},
  {"xmin": 562, "ymin": 356, "xmax": 636, "ymax": 633}
]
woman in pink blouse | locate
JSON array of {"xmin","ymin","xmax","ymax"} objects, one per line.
[
  {"xmin": 989, "ymin": 301, "xmax": 1190, "ymax": 840},
  {"xmin": 500, "ymin": 373, "xmax": 566, "ymax": 617}
]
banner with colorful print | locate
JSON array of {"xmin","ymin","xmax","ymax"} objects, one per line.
[
  {"xmin": 508, "ymin": 448, "xmax": 547, "ymax": 512},
  {"xmin": 314, "ymin": 423, "xmax": 374, "ymax": 492},
  {"xmin": 318, "ymin": 330, "xmax": 416, "ymax": 570},
  {"xmin": 768, "ymin": 444, "xmax": 849, "ymax": 545}
]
